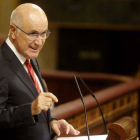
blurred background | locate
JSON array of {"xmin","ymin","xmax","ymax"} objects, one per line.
[{"xmin": 1, "ymin": 0, "xmax": 140, "ymax": 76}]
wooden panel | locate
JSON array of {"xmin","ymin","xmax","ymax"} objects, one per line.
[
  {"xmin": 65, "ymin": 92, "xmax": 138, "ymax": 135},
  {"xmin": 41, "ymin": 71, "xmax": 133, "ymax": 106}
]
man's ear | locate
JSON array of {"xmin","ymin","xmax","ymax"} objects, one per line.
[{"xmin": 9, "ymin": 24, "xmax": 17, "ymax": 39}]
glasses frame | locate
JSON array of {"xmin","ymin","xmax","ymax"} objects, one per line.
[{"xmin": 13, "ymin": 24, "xmax": 51, "ymax": 40}]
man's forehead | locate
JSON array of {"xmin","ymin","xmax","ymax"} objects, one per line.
[
  {"xmin": 29, "ymin": 28, "xmax": 48, "ymax": 33},
  {"xmin": 21, "ymin": 13, "xmax": 48, "ymax": 27},
  {"xmin": 29, "ymin": 12, "xmax": 47, "ymax": 20},
  {"xmin": 22, "ymin": 21, "xmax": 48, "ymax": 33}
]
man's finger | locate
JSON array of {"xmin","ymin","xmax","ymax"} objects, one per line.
[
  {"xmin": 43, "ymin": 92, "xmax": 58, "ymax": 102},
  {"xmin": 69, "ymin": 125, "xmax": 80, "ymax": 135},
  {"xmin": 66, "ymin": 125, "xmax": 70, "ymax": 134},
  {"xmin": 75, "ymin": 130, "xmax": 80, "ymax": 135},
  {"xmin": 60, "ymin": 120, "xmax": 70, "ymax": 134}
]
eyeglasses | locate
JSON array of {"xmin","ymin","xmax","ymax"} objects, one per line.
[{"xmin": 13, "ymin": 24, "xmax": 51, "ymax": 40}]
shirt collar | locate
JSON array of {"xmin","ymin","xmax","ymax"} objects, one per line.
[{"xmin": 5, "ymin": 37, "xmax": 26, "ymax": 65}]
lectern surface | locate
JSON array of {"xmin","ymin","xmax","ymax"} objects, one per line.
[{"xmin": 57, "ymin": 135, "xmax": 107, "ymax": 140}]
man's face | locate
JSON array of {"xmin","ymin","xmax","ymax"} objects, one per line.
[{"xmin": 12, "ymin": 14, "xmax": 48, "ymax": 59}]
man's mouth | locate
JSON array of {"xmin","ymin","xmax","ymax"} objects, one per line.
[{"xmin": 29, "ymin": 46, "xmax": 39, "ymax": 50}]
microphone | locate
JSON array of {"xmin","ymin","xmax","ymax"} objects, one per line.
[
  {"xmin": 78, "ymin": 76, "xmax": 108, "ymax": 134},
  {"xmin": 73, "ymin": 75, "xmax": 90, "ymax": 140}
]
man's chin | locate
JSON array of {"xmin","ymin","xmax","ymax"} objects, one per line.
[{"xmin": 26, "ymin": 53, "xmax": 39, "ymax": 59}]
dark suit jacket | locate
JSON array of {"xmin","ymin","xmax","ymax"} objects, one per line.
[{"xmin": 0, "ymin": 41, "xmax": 56, "ymax": 140}]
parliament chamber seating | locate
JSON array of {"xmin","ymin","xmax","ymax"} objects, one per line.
[{"xmin": 41, "ymin": 71, "xmax": 140, "ymax": 138}]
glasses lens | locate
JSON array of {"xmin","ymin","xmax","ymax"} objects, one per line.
[
  {"xmin": 29, "ymin": 30, "xmax": 51, "ymax": 40},
  {"xmin": 28, "ymin": 34, "xmax": 37, "ymax": 40},
  {"xmin": 40, "ymin": 33, "xmax": 47, "ymax": 39}
]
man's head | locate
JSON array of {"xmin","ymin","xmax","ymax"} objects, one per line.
[{"xmin": 9, "ymin": 3, "xmax": 49, "ymax": 59}]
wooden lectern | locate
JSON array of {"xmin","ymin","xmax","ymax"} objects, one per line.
[
  {"xmin": 106, "ymin": 117, "xmax": 138, "ymax": 140},
  {"xmin": 55, "ymin": 116, "xmax": 138, "ymax": 140}
]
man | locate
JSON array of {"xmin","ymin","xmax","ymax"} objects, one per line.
[{"xmin": 0, "ymin": 3, "xmax": 80, "ymax": 140}]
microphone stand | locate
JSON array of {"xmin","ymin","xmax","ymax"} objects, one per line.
[
  {"xmin": 78, "ymin": 76, "xmax": 108, "ymax": 134},
  {"xmin": 73, "ymin": 75, "xmax": 90, "ymax": 140}
]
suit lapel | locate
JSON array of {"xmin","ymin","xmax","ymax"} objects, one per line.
[
  {"xmin": 10, "ymin": 57, "xmax": 39, "ymax": 98},
  {"xmin": 1, "ymin": 42, "xmax": 39, "ymax": 99}
]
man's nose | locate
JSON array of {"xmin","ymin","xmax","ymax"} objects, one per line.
[{"xmin": 34, "ymin": 36, "xmax": 43, "ymax": 46}]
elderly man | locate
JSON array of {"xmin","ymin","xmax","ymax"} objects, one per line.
[{"xmin": 0, "ymin": 3, "xmax": 80, "ymax": 140}]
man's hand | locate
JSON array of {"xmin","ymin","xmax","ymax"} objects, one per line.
[
  {"xmin": 31, "ymin": 92, "xmax": 58, "ymax": 115},
  {"xmin": 50, "ymin": 119, "xmax": 80, "ymax": 136}
]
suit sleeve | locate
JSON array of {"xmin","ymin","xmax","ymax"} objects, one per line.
[
  {"xmin": 0, "ymin": 77, "xmax": 37, "ymax": 130},
  {"xmin": 33, "ymin": 59, "xmax": 57, "ymax": 138},
  {"xmin": 33, "ymin": 59, "xmax": 57, "ymax": 123}
]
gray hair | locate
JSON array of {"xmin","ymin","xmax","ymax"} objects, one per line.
[
  {"xmin": 10, "ymin": 9, "xmax": 23, "ymax": 26},
  {"xmin": 8, "ymin": 9, "xmax": 23, "ymax": 36}
]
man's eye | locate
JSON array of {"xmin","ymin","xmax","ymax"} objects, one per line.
[
  {"xmin": 29, "ymin": 34, "xmax": 38, "ymax": 37},
  {"xmin": 40, "ymin": 33, "xmax": 46, "ymax": 37}
]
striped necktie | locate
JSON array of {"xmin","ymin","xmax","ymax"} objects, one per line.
[{"xmin": 25, "ymin": 59, "xmax": 41, "ymax": 94}]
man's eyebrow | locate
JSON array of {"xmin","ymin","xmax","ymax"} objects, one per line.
[{"xmin": 30, "ymin": 29, "xmax": 48, "ymax": 34}]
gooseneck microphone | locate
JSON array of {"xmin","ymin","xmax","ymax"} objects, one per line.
[
  {"xmin": 78, "ymin": 76, "xmax": 108, "ymax": 134},
  {"xmin": 73, "ymin": 76, "xmax": 90, "ymax": 140}
]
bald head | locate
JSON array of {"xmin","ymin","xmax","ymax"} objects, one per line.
[
  {"xmin": 8, "ymin": 3, "xmax": 48, "ymax": 59},
  {"xmin": 10, "ymin": 3, "xmax": 47, "ymax": 27}
]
